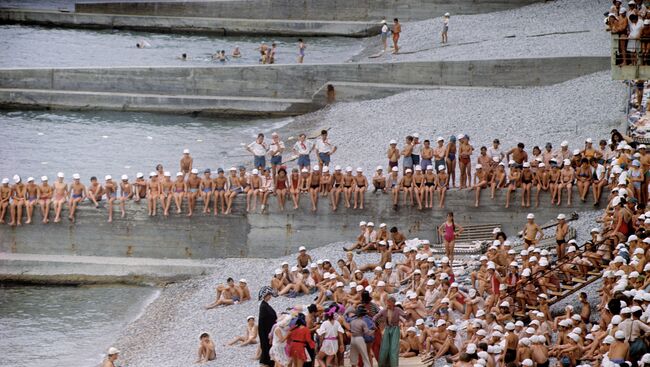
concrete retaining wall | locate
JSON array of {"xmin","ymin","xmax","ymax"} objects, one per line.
[
  {"xmin": 0, "ymin": 252, "xmax": 219, "ymax": 285},
  {"xmin": 0, "ymin": 57, "xmax": 611, "ymax": 103},
  {"xmin": 0, "ymin": 9, "xmax": 381, "ymax": 37},
  {"xmin": 76, "ymin": 0, "xmax": 543, "ymax": 21},
  {"xmin": 0, "ymin": 188, "xmax": 602, "ymax": 261}
]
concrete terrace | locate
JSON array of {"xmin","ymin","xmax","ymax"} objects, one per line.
[{"xmin": 0, "ymin": 56, "xmax": 610, "ymax": 116}]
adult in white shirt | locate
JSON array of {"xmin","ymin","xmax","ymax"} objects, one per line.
[
  {"xmin": 268, "ymin": 132, "xmax": 285, "ymax": 177},
  {"xmin": 247, "ymin": 133, "xmax": 268, "ymax": 169},
  {"xmin": 487, "ymin": 139, "xmax": 504, "ymax": 162},
  {"xmin": 315, "ymin": 130, "xmax": 337, "ymax": 171},
  {"xmin": 292, "ymin": 133, "xmax": 314, "ymax": 170}
]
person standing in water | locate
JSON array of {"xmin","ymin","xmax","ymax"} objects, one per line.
[
  {"xmin": 298, "ymin": 38, "xmax": 306, "ymax": 63},
  {"xmin": 438, "ymin": 212, "xmax": 463, "ymax": 263}
]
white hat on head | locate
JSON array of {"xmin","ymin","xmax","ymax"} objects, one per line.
[
  {"xmin": 557, "ymin": 213, "xmax": 566, "ymax": 220},
  {"xmin": 367, "ymin": 222, "xmax": 375, "ymax": 227},
  {"xmin": 121, "ymin": 174, "xmax": 128, "ymax": 180},
  {"xmin": 183, "ymin": 148, "xmax": 190, "ymax": 154},
  {"xmin": 298, "ymin": 246, "xmax": 306, "ymax": 251},
  {"xmin": 105, "ymin": 175, "xmax": 112, "ymax": 180},
  {"xmin": 376, "ymin": 165, "xmax": 383, "ymax": 171},
  {"xmin": 466, "ymin": 343, "xmax": 477, "ymax": 354},
  {"xmin": 492, "ymin": 227, "xmax": 501, "ymax": 234},
  {"xmin": 446, "ymin": 325, "xmax": 458, "ymax": 332},
  {"xmin": 522, "ymin": 360, "xmax": 533, "ymax": 367},
  {"xmin": 26, "ymin": 176, "xmax": 34, "ymax": 182},
  {"xmin": 191, "ymin": 168, "xmax": 198, "ymax": 174},
  {"xmin": 476, "ymin": 309, "xmax": 486, "ymax": 317},
  {"xmin": 505, "ymin": 322, "xmax": 515, "ymax": 330},
  {"xmin": 615, "ymin": 330, "xmax": 625, "ymax": 340},
  {"xmin": 603, "ymin": 335, "xmax": 615, "ymax": 344},
  {"xmin": 385, "ymin": 262, "xmax": 393, "ymax": 269},
  {"xmin": 107, "ymin": 347, "xmax": 120, "ymax": 355},
  {"xmin": 176, "ymin": 172, "xmax": 183, "ymax": 177},
  {"xmin": 526, "ymin": 213, "xmax": 534, "ymax": 219},
  {"xmin": 312, "ymin": 165, "xmax": 320, "ymax": 172},
  {"xmin": 438, "ymin": 165, "xmax": 445, "ymax": 171},
  {"xmin": 389, "ymin": 139, "xmax": 397, "ymax": 144},
  {"xmin": 334, "ymin": 165, "xmax": 341, "ymax": 171},
  {"xmin": 41, "ymin": 176, "xmax": 48, "ymax": 182},
  {"xmin": 500, "ymin": 301, "xmax": 509, "ymax": 308},
  {"xmin": 1, "ymin": 178, "xmax": 8, "ymax": 184},
  {"xmin": 57, "ymin": 172, "xmax": 64, "ymax": 178},
  {"xmin": 137, "ymin": 172, "xmax": 144, "ymax": 178},
  {"xmin": 252, "ymin": 169, "xmax": 259, "ymax": 175},
  {"xmin": 346, "ymin": 166, "xmax": 353, "ymax": 172}
]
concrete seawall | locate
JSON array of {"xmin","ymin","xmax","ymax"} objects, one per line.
[
  {"xmin": 0, "ymin": 57, "xmax": 610, "ymax": 116},
  {"xmin": 0, "ymin": 189, "xmax": 602, "ymax": 262},
  {"xmin": 76, "ymin": 0, "xmax": 543, "ymax": 21},
  {"xmin": 0, "ymin": 9, "xmax": 381, "ymax": 37}
]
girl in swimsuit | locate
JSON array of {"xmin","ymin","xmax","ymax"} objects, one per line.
[
  {"xmin": 491, "ymin": 163, "xmax": 507, "ymax": 200},
  {"xmin": 549, "ymin": 165, "xmax": 561, "ymax": 205},
  {"xmin": 213, "ymin": 171, "xmax": 228, "ymax": 215},
  {"xmin": 275, "ymin": 167, "xmax": 288, "ymax": 211},
  {"xmin": 412, "ymin": 166, "xmax": 425, "ymax": 210},
  {"xmin": 148, "ymin": 175, "xmax": 161, "ymax": 217},
  {"xmin": 259, "ymin": 168, "xmax": 274, "ymax": 213},
  {"xmin": 535, "ymin": 164, "xmax": 550, "ymax": 208},
  {"xmin": 342, "ymin": 168, "xmax": 355, "ymax": 208},
  {"xmin": 172, "ymin": 173, "xmax": 186, "ymax": 214},
  {"xmin": 247, "ymin": 170, "xmax": 262, "ymax": 212},
  {"xmin": 159, "ymin": 173, "xmax": 173, "ymax": 217},
  {"xmin": 320, "ymin": 167, "xmax": 332, "ymax": 197},
  {"xmin": 424, "ymin": 166, "xmax": 437, "ymax": 209},
  {"xmin": 353, "ymin": 168, "xmax": 368, "ymax": 210},
  {"xmin": 437, "ymin": 166, "xmax": 449, "ymax": 208},
  {"xmin": 438, "ymin": 212, "xmax": 463, "ymax": 263},
  {"xmin": 330, "ymin": 167, "xmax": 344, "ymax": 211},
  {"xmin": 576, "ymin": 158, "xmax": 593, "ymax": 203},
  {"xmin": 200, "ymin": 173, "xmax": 213, "ymax": 214},
  {"xmin": 121, "ymin": 176, "xmax": 135, "ymax": 218},
  {"xmin": 38, "ymin": 178, "xmax": 53, "ymax": 224},
  {"xmin": 558, "ymin": 160, "xmax": 575, "ymax": 207},
  {"xmin": 445, "ymin": 136, "xmax": 457, "ymax": 187},
  {"xmin": 399, "ymin": 169, "xmax": 414, "ymax": 207},
  {"xmin": 458, "ymin": 136, "xmax": 474, "ymax": 189},
  {"xmin": 225, "ymin": 169, "xmax": 241, "ymax": 215},
  {"xmin": 504, "ymin": 164, "xmax": 521, "ymax": 209},
  {"xmin": 520, "ymin": 164, "xmax": 534, "ymax": 208},
  {"xmin": 388, "ymin": 169, "xmax": 400, "ymax": 208},
  {"xmin": 289, "ymin": 168, "xmax": 301, "ymax": 210},
  {"xmin": 308, "ymin": 167, "xmax": 321, "ymax": 212},
  {"xmin": 297, "ymin": 38, "xmax": 306, "ymax": 64}
]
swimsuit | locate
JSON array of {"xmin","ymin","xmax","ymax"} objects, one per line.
[
  {"xmin": 72, "ymin": 193, "xmax": 83, "ymax": 199},
  {"xmin": 203, "ymin": 188, "xmax": 211, "ymax": 193},
  {"xmin": 189, "ymin": 188, "xmax": 198, "ymax": 193},
  {"xmin": 444, "ymin": 223, "xmax": 455, "ymax": 242}
]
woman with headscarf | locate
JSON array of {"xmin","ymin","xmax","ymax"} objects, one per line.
[{"xmin": 258, "ymin": 286, "xmax": 277, "ymax": 366}]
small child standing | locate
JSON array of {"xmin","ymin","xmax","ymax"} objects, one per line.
[{"xmin": 442, "ymin": 12, "xmax": 450, "ymax": 44}]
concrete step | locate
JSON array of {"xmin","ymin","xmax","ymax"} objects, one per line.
[
  {"xmin": 0, "ymin": 9, "xmax": 380, "ymax": 37},
  {"xmin": 0, "ymin": 88, "xmax": 315, "ymax": 116}
]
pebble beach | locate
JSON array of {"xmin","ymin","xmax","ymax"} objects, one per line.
[{"xmin": 111, "ymin": 0, "xmax": 621, "ymax": 365}]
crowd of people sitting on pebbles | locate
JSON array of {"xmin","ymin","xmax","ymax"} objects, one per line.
[
  {"xmin": 196, "ymin": 199, "xmax": 650, "ymax": 367},
  {"xmin": 176, "ymin": 129, "xmax": 650, "ymax": 367},
  {"xmin": 2, "ymin": 128, "xmax": 645, "ymax": 226}
]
